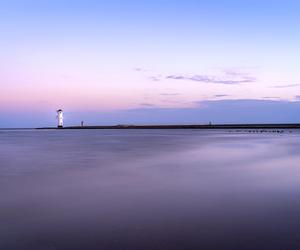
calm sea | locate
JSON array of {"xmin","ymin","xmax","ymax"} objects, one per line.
[{"xmin": 1, "ymin": 129, "xmax": 300, "ymax": 250}]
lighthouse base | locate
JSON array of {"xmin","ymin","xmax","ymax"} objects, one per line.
[{"xmin": 57, "ymin": 125, "xmax": 63, "ymax": 129}]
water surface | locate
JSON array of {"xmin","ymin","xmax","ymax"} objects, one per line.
[{"xmin": 1, "ymin": 129, "xmax": 300, "ymax": 249}]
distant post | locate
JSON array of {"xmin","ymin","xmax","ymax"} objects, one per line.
[
  {"xmin": 81, "ymin": 121, "xmax": 84, "ymax": 127},
  {"xmin": 57, "ymin": 109, "xmax": 63, "ymax": 128}
]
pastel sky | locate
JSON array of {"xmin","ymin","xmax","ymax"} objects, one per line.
[{"xmin": 1, "ymin": 0, "xmax": 300, "ymax": 127}]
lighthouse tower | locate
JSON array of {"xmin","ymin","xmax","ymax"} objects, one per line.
[{"xmin": 57, "ymin": 109, "xmax": 63, "ymax": 128}]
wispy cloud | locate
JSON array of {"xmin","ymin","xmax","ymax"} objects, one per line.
[
  {"xmin": 165, "ymin": 74, "xmax": 256, "ymax": 85},
  {"xmin": 272, "ymin": 84, "xmax": 300, "ymax": 88},
  {"xmin": 133, "ymin": 67, "xmax": 144, "ymax": 72},
  {"xmin": 214, "ymin": 94, "xmax": 229, "ymax": 98},
  {"xmin": 139, "ymin": 103, "xmax": 156, "ymax": 107},
  {"xmin": 148, "ymin": 76, "xmax": 160, "ymax": 81},
  {"xmin": 135, "ymin": 68, "xmax": 257, "ymax": 85},
  {"xmin": 262, "ymin": 96, "xmax": 280, "ymax": 99},
  {"xmin": 160, "ymin": 93, "xmax": 180, "ymax": 96}
]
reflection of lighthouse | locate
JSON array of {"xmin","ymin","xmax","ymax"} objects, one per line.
[{"xmin": 57, "ymin": 109, "xmax": 63, "ymax": 128}]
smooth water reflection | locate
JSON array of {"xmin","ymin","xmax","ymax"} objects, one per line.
[{"xmin": 1, "ymin": 129, "xmax": 300, "ymax": 249}]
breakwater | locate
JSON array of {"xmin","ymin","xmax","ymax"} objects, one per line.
[{"xmin": 37, "ymin": 123, "xmax": 300, "ymax": 130}]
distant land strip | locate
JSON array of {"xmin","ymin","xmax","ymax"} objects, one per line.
[{"xmin": 37, "ymin": 124, "xmax": 300, "ymax": 130}]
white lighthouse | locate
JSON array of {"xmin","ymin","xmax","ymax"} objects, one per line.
[{"xmin": 57, "ymin": 109, "xmax": 63, "ymax": 128}]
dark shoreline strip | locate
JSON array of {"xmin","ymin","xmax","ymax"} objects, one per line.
[{"xmin": 37, "ymin": 124, "xmax": 300, "ymax": 130}]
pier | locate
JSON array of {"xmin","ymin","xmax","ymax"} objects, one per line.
[{"xmin": 37, "ymin": 123, "xmax": 300, "ymax": 130}]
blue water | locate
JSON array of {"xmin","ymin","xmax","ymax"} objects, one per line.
[{"xmin": 1, "ymin": 129, "xmax": 300, "ymax": 250}]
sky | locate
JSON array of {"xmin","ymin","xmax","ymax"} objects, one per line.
[{"xmin": 1, "ymin": 0, "xmax": 300, "ymax": 127}]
